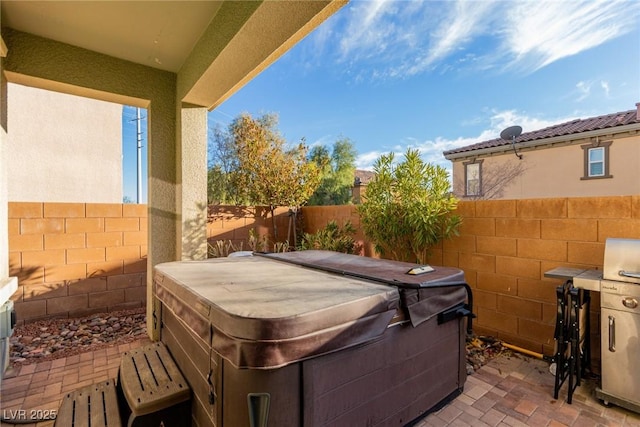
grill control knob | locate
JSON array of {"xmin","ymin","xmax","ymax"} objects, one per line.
[{"xmin": 622, "ymin": 297, "xmax": 638, "ymax": 309}]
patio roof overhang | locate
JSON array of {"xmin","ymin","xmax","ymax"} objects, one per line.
[{"xmin": 0, "ymin": 0, "xmax": 346, "ymax": 109}]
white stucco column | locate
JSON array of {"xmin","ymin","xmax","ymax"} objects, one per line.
[
  {"xmin": 146, "ymin": 96, "xmax": 178, "ymax": 341},
  {"xmin": 178, "ymin": 106, "xmax": 208, "ymax": 261}
]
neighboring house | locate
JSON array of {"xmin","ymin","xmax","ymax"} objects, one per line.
[
  {"xmin": 352, "ymin": 169, "xmax": 374, "ymax": 204},
  {"xmin": 7, "ymin": 83, "xmax": 123, "ymax": 203},
  {"xmin": 444, "ymin": 103, "xmax": 640, "ymax": 199}
]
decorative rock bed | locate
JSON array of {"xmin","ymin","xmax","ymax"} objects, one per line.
[{"xmin": 9, "ymin": 307, "xmax": 147, "ymax": 366}]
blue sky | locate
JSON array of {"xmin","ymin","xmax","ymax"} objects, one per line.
[
  {"xmin": 210, "ymin": 0, "xmax": 640, "ymax": 172},
  {"xmin": 122, "ymin": 106, "xmax": 148, "ymax": 203}
]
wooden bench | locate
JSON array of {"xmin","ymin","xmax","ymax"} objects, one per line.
[
  {"xmin": 55, "ymin": 379, "xmax": 122, "ymax": 427},
  {"xmin": 118, "ymin": 342, "xmax": 191, "ymax": 427}
]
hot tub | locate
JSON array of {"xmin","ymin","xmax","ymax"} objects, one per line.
[{"xmin": 153, "ymin": 251, "xmax": 471, "ymax": 427}]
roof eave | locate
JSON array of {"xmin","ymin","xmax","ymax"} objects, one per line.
[{"xmin": 444, "ymin": 123, "xmax": 640, "ymax": 161}]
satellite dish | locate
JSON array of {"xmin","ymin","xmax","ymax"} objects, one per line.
[
  {"xmin": 500, "ymin": 125, "xmax": 523, "ymax": 159},
  {"xmin": 500, "ymin": 125, "xmax": 522, "ymax": 141}
]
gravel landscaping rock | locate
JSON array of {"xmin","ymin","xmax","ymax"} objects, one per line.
[{"xmin": 9, "ymin": 307, "xmax": 147, "ymax": 366}]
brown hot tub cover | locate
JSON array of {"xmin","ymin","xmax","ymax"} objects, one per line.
[
  {"xmin": 154, "ymin": 257, "xmax": 400, "ymax": 369},
  {"xmin": 262, "ymin": 250, "xmax": 470, "ymax": 328}
]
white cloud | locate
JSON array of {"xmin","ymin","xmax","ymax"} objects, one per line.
[
  {"xmin": 572, "ymin": 79, "xmax": 613, "ymax": 102},
  {"xmin": 355, "ymin": 150, "xmax": 389, "ymax": 170},
  {"xmin": 313, "ymin": 0, "xmax": 640, "ymax": 79},
  {"xmin": 401, "ymin": 1, "xmax": 494, "ymax": 75},
  {"xmin": 501, "ymin": 1, "xmax": 640, "ymax": 73},
  {"xmin": 601, "ymin": 81, "xmax": 611, "ymax": 98},
  {"xmin": 338, "ymin": 0, "xmax": 398, "ymax": 62},
  {"xmin": 576, "ymin": 81, "xmax": 592, "ymax": 102},
  {"xmin": 308, "ymin": 135, "xmax": 333, "ymax": 148},
  {"xmin": 356, "ymin": 109, "xmax": 578, "ymax": 174}
]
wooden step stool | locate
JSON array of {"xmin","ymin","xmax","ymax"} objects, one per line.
[
  {"xmin": 118, "ymin": 342, "xmax": 191, "ymax": 427},
  {"xmin": 55, "ymin": 379, "xmax": 122, "ymax": 427}
]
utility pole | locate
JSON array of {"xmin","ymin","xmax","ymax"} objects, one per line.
[{"xmin": 136, "ymin": 107, "xmax": 142, "ymax": 203}]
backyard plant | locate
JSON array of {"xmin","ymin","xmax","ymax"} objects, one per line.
[
  {"xmin": 247, "ymin": 228, "xmax": 289, "ymax": 253},
  {"xmin": 208, "ymin": 239, "xmax": 243, "ymax": 258},
  {"xmin": 248, "ymin": 228, "xmax": 270, "ymax": 252},
  {"xmin": 214, "ymin": 113, "xmax": 321, "ymax": 239},
  {"xmin": 297, "ymin": 220, "xmax": 361, "ymax": 254},
  {"xmin": 357, "ymin": 148, "xmax": 461, "ymax": 264}
]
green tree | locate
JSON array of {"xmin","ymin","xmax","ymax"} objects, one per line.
[
  {"xmin": 357, "ymin": 148, "xmax": 461, "ymax": 264},
  {"xmin": 308, "ymin": 138, "xmax": 357, "ymax": 205},
  {"xmin": 230, "ymin": 113, "xmax": 321, "ymax": 238},
  {"xmin": 207, "ymin": 165, "xmax": 227, "ymax": 204},
  {"xmin": 208, "ymin": 123, "xmax": 238, "ymax": 204}
]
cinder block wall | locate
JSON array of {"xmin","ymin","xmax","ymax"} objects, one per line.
[
  {"xmin": 207, "ymin": 205, "xmax": 295, "ymax": 251},
  {"xmin": 300, "ymin": 205, "xmax": 374, "ymax": 256},
  {"xmin": 301, "ymin": 196, "xmax": 640, "ymax": 366},
  {"xmin": 8, "ymin": 202, "xmax": 147, "ymax": 325}
]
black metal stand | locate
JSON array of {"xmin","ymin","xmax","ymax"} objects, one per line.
[{"xmin": 553, "ymin": 280, "xmax": 590, "ymax": 403}]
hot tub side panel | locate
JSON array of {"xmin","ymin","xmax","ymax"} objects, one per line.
[
  {"xmin": 161, "ymin": 301, "xmax": 221, "ymax": 427},
  {"xmin": 159, "ymin": 285, "xmax": 303, "ymax": 427},
  {"xmin": 221, "ymin": 362, "xmax": 301, "ymax": 426},
  {"xmin": 301, "ymin": 316, "xmax": 466, "ymax": 427}
]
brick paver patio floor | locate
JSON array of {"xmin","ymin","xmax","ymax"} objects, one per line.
[
  {"xmin": 1, "ymin": 338, "xmax": 151, "ymax": 427},
  {"xmin": 1, "ymin": 340, "xmax": 639, "ymax": 426}
]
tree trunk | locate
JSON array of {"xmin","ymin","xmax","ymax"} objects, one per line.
[{"xmin": 270, "ymin": 204, "xmax": 277, "ymax": 240}]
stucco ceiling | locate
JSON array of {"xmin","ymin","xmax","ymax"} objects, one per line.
[
  {"xmin": 0, "ymin": 1, "xmax": 222, "ymax": 73},
  {"xmin": 1, "ymin": 0, "xmax": 346, "ymax": 109}
]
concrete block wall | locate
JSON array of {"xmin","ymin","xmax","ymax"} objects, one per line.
[
  {"xmin": 8, "ymin": 202, "xmax": 147, "ymax": 324},
  {"xmin": 12, "ymin": 197, "xmax": 635, "ymax": 356},
  {"xmin": 300, "ymin": 205, "xmax": 374, "ymax": 256},
  {"xmin": 300, "ymin": 196, "xmax": 640, "ymax": 366},
  {"xmin": 206, "ymin": 205, "xmax": 294, "ymax": 251},
  {"xmin": 436, "ymin": 196, "xmax": 640, "ymax": 363}
]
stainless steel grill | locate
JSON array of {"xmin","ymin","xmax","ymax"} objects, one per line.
[{"xmin": 573, "ymin": 238, "xmax": 640, "ymax": 414}]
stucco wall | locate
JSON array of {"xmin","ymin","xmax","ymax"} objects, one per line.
[
  {"xmin": 452, "ymin": 134, "xmax": 640, "ymax": 199},
  {"xmin": 0, "ymin": 72, "xmax": 8, "ymax": 281},
  {"xmin": 7, "ymin": 83, "xmax": 123, "ymax": 203},
  {"xmin": 9, "ymin": 202, "xmax": 147, "ymax": 324}
]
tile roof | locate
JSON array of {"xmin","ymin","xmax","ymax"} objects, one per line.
[
  {"xmin": 444, "ymin": 108, "xmax": 639, "ymax": 157},
  {"xmin": 354, "ymin": 169, "xmax": 375, "ymax": 185}
]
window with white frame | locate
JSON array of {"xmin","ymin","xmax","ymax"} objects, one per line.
[
  {"xmin": 464, "ymin": 161, "xmax": 482, "ymax": 196},
  {"xmin": 581, "ymin": 141, "xmax": 612, "ymax": 180},
  {"xmin": 588, "ymin": 147, "xmax": 604, "ymax": 176}
]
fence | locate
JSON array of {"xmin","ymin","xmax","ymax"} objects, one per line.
[
  {"xmin": 10, "ymin": 196, "xmax": 640, "ymax": 366},
  {"xmin": 300, "ymin": 196, "xmax": 640, "ymax": 368},
  {"xmin": 9, "ymin": 202, "xmax": 147, "ymax": 325},
  {"xmin": 206, "ymin": 205, "xmax": 298, "ymax": 252}
]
